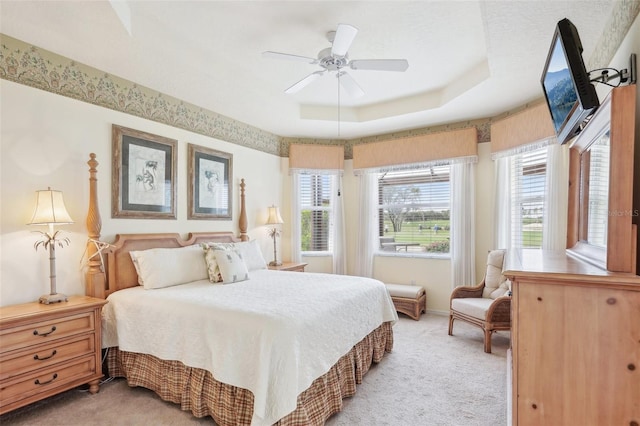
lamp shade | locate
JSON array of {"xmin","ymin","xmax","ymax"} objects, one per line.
[
  {"xmin": 28, "ymin": 188, "xmax": 74, "ymax": 225},
  {"xmin": 266, "ymin": 205, "xmax": 284, "ymax": 225}
]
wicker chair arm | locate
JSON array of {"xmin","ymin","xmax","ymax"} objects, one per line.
[
  {"xmin": 450, "ymin": 282, "xmax": 485, "ymax": 299},
  {"xmin": 486, "ymin": 295, "xmax": 511, "ymax": 322}
]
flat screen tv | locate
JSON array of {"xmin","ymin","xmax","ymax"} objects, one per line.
[{"xmin": 541, "ymin": 18, "xmax": 599, "ymax": 144}]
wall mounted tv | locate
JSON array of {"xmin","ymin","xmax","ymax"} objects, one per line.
[{"xmin": 541, "ymin": 18, "xmax": 599, "ymax": 144}]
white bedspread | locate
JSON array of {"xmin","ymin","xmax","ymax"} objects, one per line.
[{"xmin": 102, "ymin": 270, "xmax": 397, "ymax": 425}]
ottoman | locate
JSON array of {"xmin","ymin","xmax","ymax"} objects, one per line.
[{"xmin": 385, "ymin": 283, "xmax": 426, "ymax": 320}]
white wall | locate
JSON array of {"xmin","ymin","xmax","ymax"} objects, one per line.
[{"xmin": 0, "ymin": 80, "xmax": 282, "ymax": 306}]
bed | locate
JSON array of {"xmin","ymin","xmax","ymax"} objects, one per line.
[{"xmin": 83, "ymin": 154, "xmax": 397, "ymax": 425}]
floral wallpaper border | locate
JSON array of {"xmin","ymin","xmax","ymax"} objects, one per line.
[
  {"xmin": 1, "ymin": 1, "xmax": 637, "ymax": 160},
  {"xmin": 0, "ymin": 34, "xmax": 281, "ymax": 156}
]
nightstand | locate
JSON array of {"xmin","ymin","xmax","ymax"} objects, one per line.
[
  {"xmin": 268, "ymin": 262, "xmax": 308, "ymax": 272},
  {"xmin": 0, "ymin": 295, "xmax": 107, "ymax": 415}
]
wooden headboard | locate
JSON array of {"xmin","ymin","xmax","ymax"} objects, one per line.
[{"xmin": 84, "ymin": 154, "xmax": 248, "ymax": 299}]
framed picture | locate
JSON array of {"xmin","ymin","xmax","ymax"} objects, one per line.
[
  {"xmin": 112, "ymin": 125, "xmax": 177, "ymax": 219},
  {"xmin": 188, "ymin": 143, "xmax": 233, "ymax": 220}
]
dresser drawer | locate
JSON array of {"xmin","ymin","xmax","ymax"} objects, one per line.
[
  {"xmin": 0, "ymin": 312, "xmax": 94, "ymax": 354},
  {"xmin": 0, "ymin": 334, "xmax": 95, "ymax": 382},
  {"xmin": 0, "ymin": 354, "xmax": 96, "ymax": 406}
]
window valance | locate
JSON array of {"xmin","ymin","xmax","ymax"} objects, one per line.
[
  {"xmin": 289, "ymin": 143, "xmax": 344, "ymax": 172},
  {"xmin": 352, "ymin": 127, "xmax": 478, "ymax": 172},
  {"xmin": 491, "ymin": 102, "xmax": 555, "ymax": 155}
]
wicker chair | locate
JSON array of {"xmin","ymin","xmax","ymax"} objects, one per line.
[{"xmin": 448, "ymin": 249, "xmax": 511, "ymax": 353}]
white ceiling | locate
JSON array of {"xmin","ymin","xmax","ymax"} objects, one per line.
[{"xmin": 0, "ymin": 1, "xmax": 615, "ymax": 140}]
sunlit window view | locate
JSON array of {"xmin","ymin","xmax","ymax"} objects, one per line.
[
  {"xmin": 511, "ymin": 148, "xmax": 547, "ymax": 248},
  {"xmin": 377, "ymin": 166, "xmax": 451, "ymax": 254},
  {"xmin": 586, "ymin": 134, "xmax": 610, "ymax": 247},
  {"xmin": 300, "ymin": 174, "xmax": 333, "ymax": 252}
]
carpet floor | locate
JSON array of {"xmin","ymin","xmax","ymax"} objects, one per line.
[{"xmin": 1, "ymin": 314, "xmax": 509, "ymax": 425}]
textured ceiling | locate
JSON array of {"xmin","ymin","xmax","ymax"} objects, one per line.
[{"xmin": 0, "ymin": 1, "xmax": 616, "ymax": 139}]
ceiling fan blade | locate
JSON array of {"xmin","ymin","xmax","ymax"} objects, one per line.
[
  {"xmin": 350, "ymin": 59, "xmax": 409, "ymax": 72},
  {"xmin": 337, "ymin": 71, "xmax": 365, "ymax": 98},
  {"xmin": 331, "ymin": 24, "xmax": 358, "ymax": 57},
  {"xmin": 262, "ymin": 51, "xmax": 318, "ymax": 64},
  {"xmin": 285, "ymin": 71, "xmax": 325, "ymax": 94}
]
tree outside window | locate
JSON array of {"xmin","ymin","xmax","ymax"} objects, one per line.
[
  {"xmin": 300, "ymin": 174, "xmax": 333, "ymax": 252},
  {"xmin": 377, "ymin": 167, "xmax": 451, "ymax": 254}
]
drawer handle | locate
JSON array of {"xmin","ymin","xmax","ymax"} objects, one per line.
[
  {"xmin": 34, "ymin": 373, "xmax": 58, "ymax": 386},
  {"xmin": 34, "ymin": 349, "xmax": 57, "ymax": 361},
  {"xmin": 33, "ymin": 326, "xmax": 56, "ymax": 337}
]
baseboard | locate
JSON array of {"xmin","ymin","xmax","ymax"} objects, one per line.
[{"xmin": 426, "ymin": 309, "xmax": 449, "ymax": 316}]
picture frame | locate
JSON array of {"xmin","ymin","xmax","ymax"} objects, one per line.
[
  {"xmin": 188, "ymin": 143, "xmax": 233, "ymax": 220},
  {"xmin": 112, "ymin": 125, "xmax": 177, "ymax": 219}
]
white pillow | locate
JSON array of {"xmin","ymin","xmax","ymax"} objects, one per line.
[
  {"xmin": 203, "ymin": 240, "xmax": 267, "ymax": 271},
  {"xmin": 214, "ymin": 249, "xmax": 250, "ymax": 283},
  {"xmin": 235, "ymin": 240, "xmax": 268, "ymax": 271},
  {"xmin": 129, "ymin": 245, "xmax": 208, "ymax": 289}
]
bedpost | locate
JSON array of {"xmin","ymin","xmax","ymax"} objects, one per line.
[
  {"xmin": 239, "ymin": 178, "xmax": 248, "ymax": 241},
  {"xmin": 85, "ymin": 153, "xmax": 106, "ymax": 299}
]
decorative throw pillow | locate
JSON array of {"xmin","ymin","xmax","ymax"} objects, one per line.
[
  {"xmin": 202, "ymin": 240, "xmax": 267, "ymax": 271},
  {"xmin": 214, "ymin": 249, "xmax": 250, "ymax": 284},
  {"xmin": 482, "ymin": 249, "xmax": 507, "ymax": 298},
  {"xmin": 129, "ymin": 245, "xmax": 208, "ymax": 289},
  {"xmin": 203, "ymin": 245, "xmax": 224, "ymax": 283}
]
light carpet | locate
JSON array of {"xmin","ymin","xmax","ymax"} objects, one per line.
[{"xmin": 1, "ymin": 314, "xmax": 509, "ymax": 425}]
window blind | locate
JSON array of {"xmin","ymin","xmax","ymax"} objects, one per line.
[
  {"xmin": 377, "ymin": 166, "xmax": 451, "ymax": 254},
  {"xmin": 511, "ymin": 148, "xmax": 547, "ymax": 248},
  {"xmin": 299, "ymin": 174, "xmax": 333, "ymax": 252},
  {"xmin": 585, "ymin": 136, "xmax": 610, "ymax": 247}
]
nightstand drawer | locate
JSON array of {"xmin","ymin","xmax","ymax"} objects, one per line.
[
  {"xmin": 0, "ymin": 312, "xmax": 95, "ymax": 354},
  {"xmin": 0, "ymin": 334, "xmax": 95, "ymax": 381},
  {"xmin": 0, "ymin": 354, "xmax": 96, "ymax": 406}
]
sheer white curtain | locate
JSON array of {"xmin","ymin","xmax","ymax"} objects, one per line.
[
  {"xmin": 354, "ymin": 171, "xmax": 378, "ymax": 278},
  {"xmin": 493, "ymin": 156, "xmax": 512, "ymax": 250},
  {"xmin": 450, "ymin": 161, "xmax": 476, "ymax": 287},
  {"xmin": 290, "ymin": 171, "xmax": 302, "ymax": 263},
  {"xmin": 542, "ymin": 143, "xmax": 569, "ymax": 250},
  {"xmin": 331, "ymin": 174, "xmax": 346, "ymax": 274}
]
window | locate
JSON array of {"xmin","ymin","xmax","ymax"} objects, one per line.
[
  {"xmin": 377, "ymin": 166, "xmax": 450, "ymax": 254},
  {"xmin": 510, "ymin": 148, "xmax": 547, "ymax": 248},
  {"xmin": 584, "ymin": 133, "xmax": 610, "ymax": 247},
  {"xmin": 299, "ymin": 174, "xmax": 334, "ymax": 252}
]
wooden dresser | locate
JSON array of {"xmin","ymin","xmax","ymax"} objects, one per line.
[
  {"xmin": 0, "ymin": 296, "xmax": 107, "ymax": 414},
  {"xmin": 504, "ymin": 249, "xmax": 640, "ymax": 426}
]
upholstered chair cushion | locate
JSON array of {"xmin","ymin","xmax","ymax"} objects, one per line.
[
  {"xmin": 482, "ymin": 249, "xmax": 508, "ymax": 298},
  {"xmin": 451, "ymin": 298, "xmax": 495, "ymax": 320}
]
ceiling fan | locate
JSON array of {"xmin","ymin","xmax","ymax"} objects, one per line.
[{"xmin": 263, "ymin": 23, "xmax": 409, "ymax": 98}]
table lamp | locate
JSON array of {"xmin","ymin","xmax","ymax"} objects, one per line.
[
  {"xmin": 28, "ymin": 187, "xmax": 74, "ymax": 304},
  {"xmin": 266, "ymin": 205, "xmax": 284, "ymax": 266}
]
